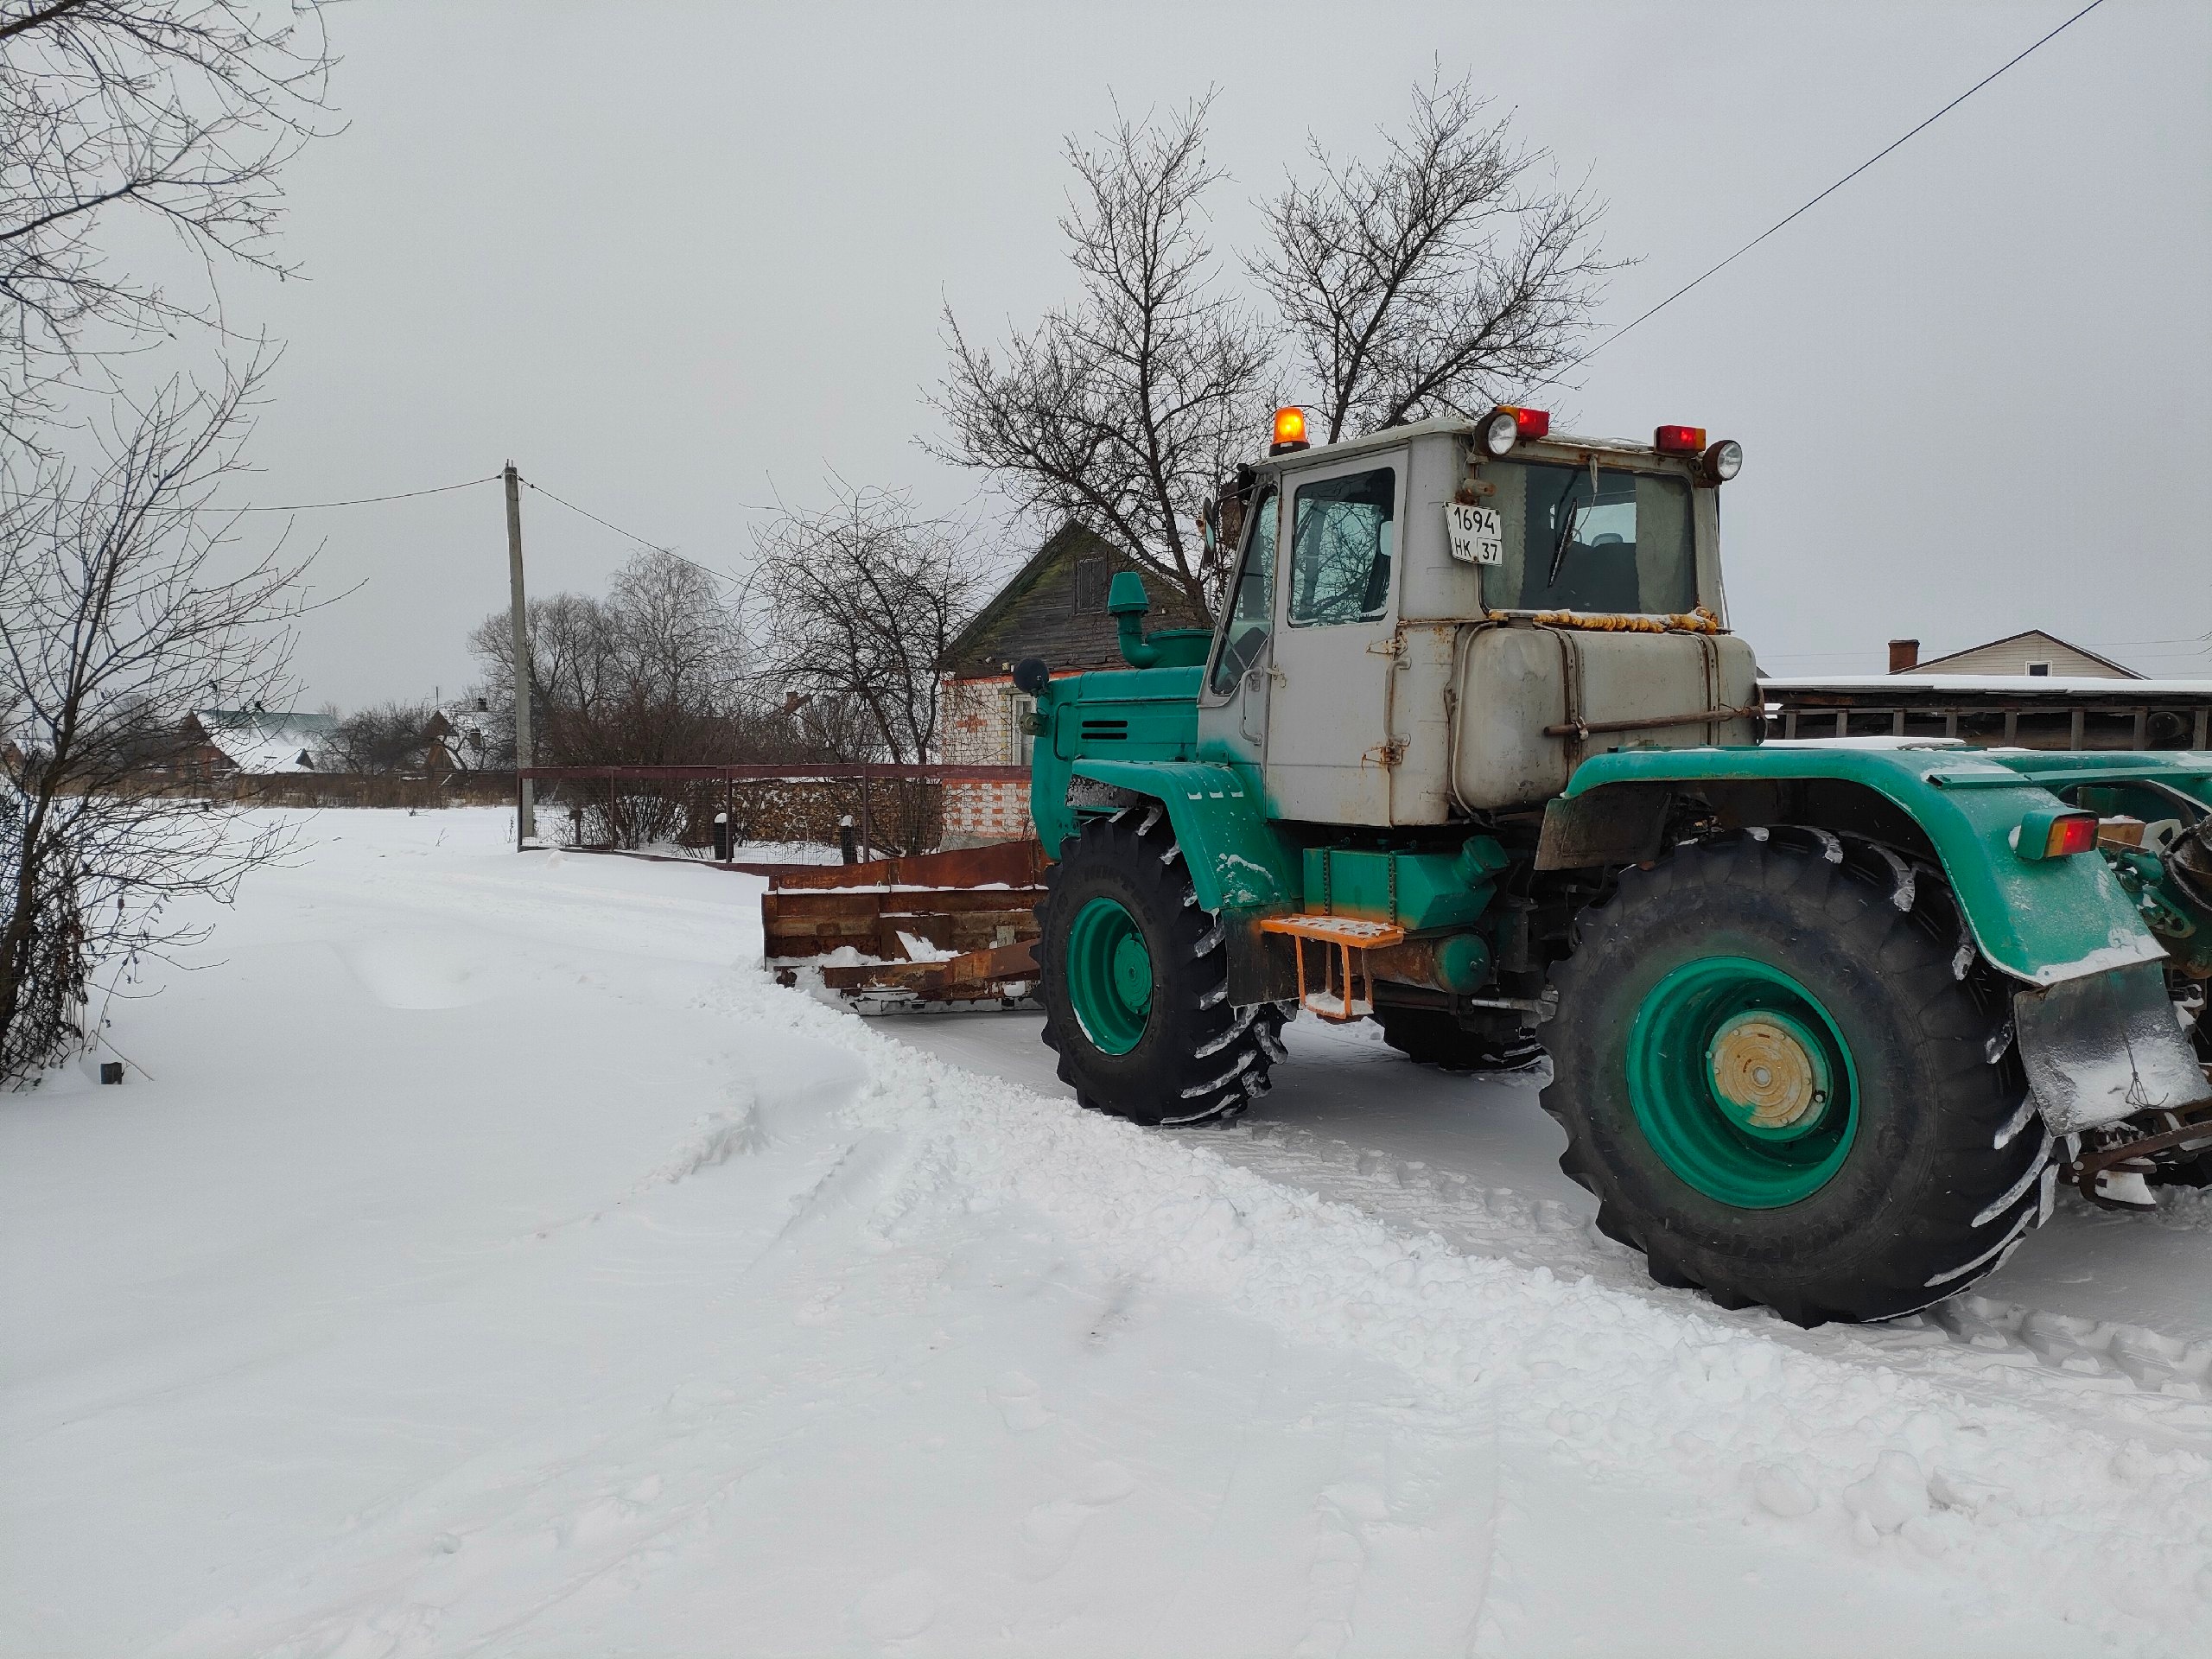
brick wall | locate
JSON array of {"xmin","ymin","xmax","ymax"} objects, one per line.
[
  {"xmin": 942, "ymin": 674, "xmax": 1027, "ymax": 766},
  {"xmin": 943, "ymin": 776, "xmax": 1033, "ymax": 845}
]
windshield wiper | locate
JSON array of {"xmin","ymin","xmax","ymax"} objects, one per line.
[
  {"xmin": 1547, "ymin": 476, "xmax": 1585, "ymax": 586},
  {"xmin": 1546, "ymin": 456, "xmax": 1605, "ymax": 588}
]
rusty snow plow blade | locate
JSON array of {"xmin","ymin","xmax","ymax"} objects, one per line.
[{"xmin": 762, "ymin": 840, "xmax": 1047, "ymax": 1014}]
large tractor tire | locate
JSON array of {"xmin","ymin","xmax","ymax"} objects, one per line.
[
  {"xmin": 1038, "ymin": 807, "xmax": 1282, "ymax": 1126},
  {"xmin": 1378, "ymin": 1009, "xmax": 1546, "ymax": 1076},
  {"xmin": 1544, "ymin": 831, "xmax": 2050, "ymax": 1325}
]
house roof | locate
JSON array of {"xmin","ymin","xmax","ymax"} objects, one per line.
[
  {"xmin": 428, "ymin": 703, "xmax": 497, "ymax": 769},
  {"xmin": 942, "ymin": 521, "xmax": 1211, "ymax": 681},
  {"xmin": 1913, "ymin": 629, "xmax": 2141, "ymax": 679},
  {"xmin": 188, "ymin": 709, "xmax": 340, "ymax": 774},
  {"xmin": 1764, "ymin": 674, "xmax": 2212, "ymax": 696}
]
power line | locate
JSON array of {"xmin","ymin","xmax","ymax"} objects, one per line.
[
  {"xmin": 227, "ymin": 475, "xmax": 499, "ymax": 512},
  {"xmin": 1566, "ymin": 0, "xmax": 2109, "ymax": 373},
  {"xmin": 517, "ymin": 474, "xmax": 747, "ymax": 592},
  {"xmin": 3, "ymin": 473, "xmax": 499, "ymax": 514},
  {"xmin": 9, "ymin": 461, "xmax": 746, "ymax": 591}
]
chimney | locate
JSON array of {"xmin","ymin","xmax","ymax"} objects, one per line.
[{"xmin": 1888, "ymin": 639, "xmax": 1920, "ymax": 674}]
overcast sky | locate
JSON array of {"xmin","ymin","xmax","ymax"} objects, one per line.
[{"xmin": 226, "ymin": 0, "xmax": 2209, "ymax": 709}]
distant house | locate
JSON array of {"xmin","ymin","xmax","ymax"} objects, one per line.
[
  {"xmin": 936, "ymin": 523, "xmax": 1210, "ymax": 846},
  {"xmin": 181, "ymin": 709, "xmax": 340, "ymax": 781},
  {"xmin": 1764, "ymin": 629, "xmax": 2209, "ymax": 749},
  {"xmin": 425, "ymin": 702, "xmax": 497, "ymax": 774},
  {"xmin": 1888, "ymin": 630, "xmax": 2140, "ymax": 680}
]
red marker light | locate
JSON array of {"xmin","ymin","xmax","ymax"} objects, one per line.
[
  {"xmin": 2044, "ymin": 813, "xmax": 2100, "ymax": 858},
  {"xmin": 2018, "ymin": 808, "xmax": 2101, "ymax": 861},
  {"xmin": 1508, "ymin": 406, "xmax": 1551, "ymax": 440},
  {"xmin": 1654, "ymin": 423, "xmax": 1707, "ymax": 453}
]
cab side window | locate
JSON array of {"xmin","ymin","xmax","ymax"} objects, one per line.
[
  {"xmin": 1288, "ymin": 467, "xmax": 1395, "ymax": 626},
  {"xmin": 1208, "ymin": 486, "xmax": 1278, "ymax": 696}
]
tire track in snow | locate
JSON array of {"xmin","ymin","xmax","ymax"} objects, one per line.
[
  {"xmin": 731, "ymin": 970, "xmax": 2212, "ymax": 1652},
  {"xmin": 1204, "ymin": 1116, "xmax": 2212, "ymax": 1452}
]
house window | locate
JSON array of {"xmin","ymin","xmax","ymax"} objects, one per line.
[
  {"xmin": 1005, "ymin": 690, "xmax": 1036, "ymax": 763},
  {"xmin": 2027, "ymin": 662, "xmax": 2050, "ymax": 677},
  {"xmin": 1075, "ymin": 557, "xmax": 1108, "ymax": 613}
]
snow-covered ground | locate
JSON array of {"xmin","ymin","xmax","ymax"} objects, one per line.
[{"xmin": 4, "ymin": 808, "xmax": 2209, "ymax": 1657}]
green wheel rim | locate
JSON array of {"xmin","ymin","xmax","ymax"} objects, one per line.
[
  {"xmin": 1065, "ymin": 896, "xmax": 1153, "ymax": 1055},
  {"xmin": 1625, "ymin": 956, "xmax": 1859, "ymax": 1208}
]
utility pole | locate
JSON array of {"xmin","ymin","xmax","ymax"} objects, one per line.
[{"xmin": 504, "ymin": 461, "xmax": 536, "ymax": 847}]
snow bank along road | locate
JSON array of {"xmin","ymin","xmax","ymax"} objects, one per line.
[{"xmin": 4, "ymin": 810, "xmax": 2210, "ymax": 1657}]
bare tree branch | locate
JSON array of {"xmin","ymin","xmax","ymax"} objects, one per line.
[
  {"xmin": 0, "ymin": 360, "xmax": 312, "ymax": 1081},
  {"xmin": 0, "ymin": 0, "xmax": 338, "ymax": 444},
  {"xmin": 929, "ymin": 95, "xmax": 1272, "ymax": 618},
  {"xmin": 1251, "ymin": 73, "xmax": 1614, "ymax": 443},
  {"xmin": 756, "ymin": 483, "xmax": 984, "ymax": 769}
]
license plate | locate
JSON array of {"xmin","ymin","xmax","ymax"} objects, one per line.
[{"xmin": 1446, "ymin": 502, "xmax": 1502, "ymax": 566}]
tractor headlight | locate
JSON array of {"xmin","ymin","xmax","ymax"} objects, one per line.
[
  {"xmin": 1703, "ymin": 439, "xmax": 1744, "ymax": 483},
  {"xmin": 1479, "ymin": 405, "xmax": 1548, "ymax": 455}
]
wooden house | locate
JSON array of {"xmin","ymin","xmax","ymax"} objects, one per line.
[{"xmin": 937, "ymin": 522, "xmax": 1210, "ymax": 844}]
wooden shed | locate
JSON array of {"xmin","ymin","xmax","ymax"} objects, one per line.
[{"xmin": 937, "ymin": 522, "xmax": 1209, "ymax": 844}]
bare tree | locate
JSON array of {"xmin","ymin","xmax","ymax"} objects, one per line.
[
  {"xmin": 0, "ymin": 365, "xmax": 308, "ymax": 1084},
  {"xmin": 931, "ymin": 97, "xmax": 1271, "ymax": 617},
  {"xmin": 759, "ymin": 484, "xmax": 983, "ymax": 767},
  {"xmin": 328, "ymin": 699, "xmax": 436, "ymax": 774},
  {"xmin": 1251, "ymin": 74, "xmax": 1611, "ymax": 444},
  {"xmin": 606, "ymin": 549, "xmax": 747, "ymax": 719},
  {"xmin": 0, "ymin": 1, "xmax": 338, "ymax": 443},
  {"xmin": 465, "ymin": 548, "xmax": 748, "ymax": 770},
  {"xmin": 466, "ymin": 590, "xmax": 619, "ymax": 766}
]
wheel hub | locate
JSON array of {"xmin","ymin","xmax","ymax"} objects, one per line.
[
  {"xmin": 1706, "ymin": 1010, "xmax": 1832, "ymax": 1139},
  {"xmin": 1624, "ymin": 956, "xmax": 1859, "ymax": 1209},
  {"xmin": 1110, "ymin": 933, "xmax": 1153, "ymax": 1008},
  {"xmin": 1065, "ymin": 896, "xmax": 1154, "ymax": 1056}
]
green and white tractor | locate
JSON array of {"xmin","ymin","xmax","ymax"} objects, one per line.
[{"xmin": 1011, "ymin": 404, "xmax": 2212, "ymax": 1325}]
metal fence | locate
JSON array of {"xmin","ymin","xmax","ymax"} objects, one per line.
[{"xmin": 518, "ymin": 763, "xmax": 1030, "ymax": 859}]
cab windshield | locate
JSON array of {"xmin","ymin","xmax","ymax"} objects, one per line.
[{"xmin": 1481, "ymin": 460, "xmax": 1697, "ymax": 615}]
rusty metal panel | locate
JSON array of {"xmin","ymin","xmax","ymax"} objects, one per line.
[
  {"xmin": 762, "ymin": 837, "xmax": 1045, "ymax": 1014},
  {"xmin": 770, "ymin": 840, "xmax": 1046, "ymax": 893},
  {"xmin": 1535, "ymin": 785, "xmax": 1671, "ymax": 869}
]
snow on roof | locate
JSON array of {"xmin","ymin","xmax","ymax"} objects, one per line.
[
  {"xmin": 1760, "ymin": 674, "xmax": 2212, "ymax": 696},
  {"xmin": 191, "ymin": 709, "xmax": 340, "ymax": 773},
  {"xmin": 431, "ymin": 702, "xmax": 497, "ymax": 769}
]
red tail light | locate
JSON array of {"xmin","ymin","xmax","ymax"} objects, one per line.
[
  {"xmin": 2018, "ymin": 807, "xmax": 2101, "ymax": 860},
  {"xmin": 2045, "ymin": 813, "xmax": 2100, "ymax": 857},
  {"xmin": 1655, "ymin": 423, "xmax": 1707, "ymax": 453},
  {"xmin": 1507, "ymin": 406, "xmax": 1551, "ymax": 439}
]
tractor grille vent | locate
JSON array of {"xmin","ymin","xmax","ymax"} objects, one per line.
[{"xmin": 1079, "ymin": 719, "xmax": 1129, "ymax": 741}]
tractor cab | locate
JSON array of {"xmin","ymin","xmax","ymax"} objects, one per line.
[{"xmin": 1193, "ymin": 406, "xmax": 1756, "ymax": 828}]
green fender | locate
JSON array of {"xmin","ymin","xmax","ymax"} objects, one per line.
[
  {"xmin": 1063, "ymin": 759, "xmax": 1298, "ymax": 912},
  {"xmin": 1563, "ymin": 746, "xmax": 2180, "ymax": 987}
]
